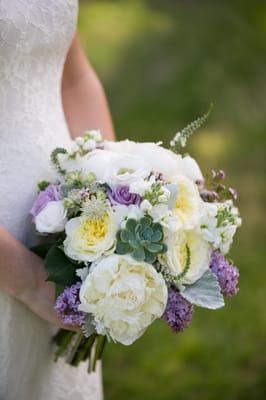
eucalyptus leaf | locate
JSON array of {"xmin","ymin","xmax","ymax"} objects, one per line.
[{"xmin": 181, "ymin": 270, "xmax": 225, "ymax": 309}]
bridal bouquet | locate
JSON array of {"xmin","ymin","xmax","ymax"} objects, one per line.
[{"xmin": 31, "ymin": 109, "xmax": 241, "ymax": 372}]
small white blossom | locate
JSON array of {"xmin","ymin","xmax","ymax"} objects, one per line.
[{"xmin": 83, "ymin": 139, "xmax": 96, "ymax": 151}]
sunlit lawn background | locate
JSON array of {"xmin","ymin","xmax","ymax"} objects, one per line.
[{"xmin": 78, "ymin": 1, "xmax": 266, "ymax": 399}]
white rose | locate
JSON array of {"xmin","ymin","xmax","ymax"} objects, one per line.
[
  {"xmin": 79, "ymin": 254, "xmax": 168, "ymax": 345},
  {"xmin": 179, "ymin": 155, "xmax": 204, "ymax": 182},
  {"xmin": 104, "ymin": 154, "xmax": 151, "ymax": 186},
  {"xmin": 171, "ymin": 174, "xmax": 202, "ymax": 230},
  {"xmin": 81, "ymin": 149, "xmax": 118, "ymax": 182},
  {"xmin": 35, "ymin": 201, "xmax": 67, "ymax": 233},
  {"xmin": 63, "ymin": 208, "xmax": 117, "ymax": 263},
  {"xmin": 105, "ymin": 140, "xmax": 203, "ymax": 182},
  {"xmin": 161, "ymin": 230, "xmax": 211, "ymax": 285}
]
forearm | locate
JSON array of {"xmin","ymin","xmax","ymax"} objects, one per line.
[
  {"xmin": 0, "ymin": 226, "xmax": 78, "ymax": 330},
  {"xmin": 63, "ymin": 69, "xmax": 115, "ymax": 141},
  {"xmin": 62, "ymin": 34, "xmax": 115, "ymax": 141},
  {"xmin": 0, "ymin": 226, "xmax": 47, "ymax": 303}
]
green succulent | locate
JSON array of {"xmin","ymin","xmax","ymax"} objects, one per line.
[{"xmin": 116, "ymin": 216, "xmax": 167, "ymax": 264}]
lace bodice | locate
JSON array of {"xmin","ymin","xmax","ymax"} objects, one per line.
[{"xmin": 0, "ymin": 1, "xmax": 103, "ymax": 399}]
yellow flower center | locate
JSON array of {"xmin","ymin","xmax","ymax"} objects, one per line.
[{"xmin": 80, "ymin": 213, "xmax": 109, "ymax": 246}]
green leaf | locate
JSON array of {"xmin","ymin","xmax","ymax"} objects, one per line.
[
  {"xmin": 139, "ymin": 216, "xmax": 152, "ymax": 229},
  {"xmin": 152, "ymin": 223, "xmax": 163, "ymax": 234},
  {"xmin": 128, "ymin": 239, "xmax": 139, "ymax": 249},
  {"xmin": 161, "ymin": 243, "xmax": 168, "ymax": 253},
  {"xmin": 151, "ymin": 230, "xmax": 163, "ymax": 242},
  {"xmin": 120, "ymin": 229, "xmax": 134, "ymax": 243},
  {"xmin": 181, "ymin": 270, "xmax": 224, "ymax": 309},
  {"xmin": 31, "ymin": 243, "xmax": 52, "ymax": 259},
  {"xmin": 116, "ymin": 241, "xmax": 132, "ymax": 255},
  {"xmin": 126, "ymin": 218, "xmax": 137, "ymax": 231},
  {"xmin": 142, "ymin": 227, "xmax": 153, "ymax": 241},
  {"xmin": 144, "ymin": 250, "xmax": 157, "ymax": 264},
  {"xmin": 55, "ymin": 284, "xmax": 65, "ymax": 297},
  {"xmin": 132, "ymin": 247, "xmax": 145, "ymax": 261},
  {"xmin": 145, "ymin": 243, "xmax": 163, "ymax": 253},
  {"xmin": 45, "ymin": 244, "xmax": 78, "ymax": 287}
]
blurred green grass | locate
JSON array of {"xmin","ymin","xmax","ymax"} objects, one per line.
[{"xmin": 78, "ymin": 1, "xmax": 266, "ymax": 399}]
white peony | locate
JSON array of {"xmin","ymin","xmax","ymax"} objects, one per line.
[
  {"xmin": 79, "ymin": 254, "xmax": 168, "ymax": 345},
  {"xmin": 104, "ymin": 153, "xmax": 151, "ymax": 186},
  {"xmin": 171, "ymin": 174, "xmax": 202, "ymax": 230},
  {"xmin": 35, "ymin": 201, "xmax": 67, "ymax": 233},
  {"xmin": 162, "ymin": 230, "xmax": 211, "ymax": 285},
  {"xmin": 63, "ymin": 208, "xmax": 117, "ymax": 263}
]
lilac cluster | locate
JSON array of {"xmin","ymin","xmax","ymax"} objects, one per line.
[
  {"xmin": 55, "ymin": 282, "xmax": 85, "ymax": 326},
  {"xmin": 164, "ymin": 288, "xmax": 194, "ymax": 333},
  {"xmin": 210, "ymin": 250, "xmax": 239, "ymax": 297},
  {"xmin": 108, "ymin": 185, "xmax": 141, "ymax": 206},
  {"xmin": 30, "ymin": 184, "xmax": 60, "ymax": 217}
]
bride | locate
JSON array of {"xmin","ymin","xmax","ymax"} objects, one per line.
[{"xmin": 0, "ymin": 1, "xmax": 115, "ymax": 399}]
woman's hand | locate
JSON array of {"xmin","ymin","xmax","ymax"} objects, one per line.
[{"xmin": 0, "ymin": 225, "xmax": 78, "ymax": 331}]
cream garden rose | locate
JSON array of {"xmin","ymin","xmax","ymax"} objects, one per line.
[
  {"xmin": 162, "ymin": 230, "xmax": 211, "ymax": 285},
  {"xmin": 171, "ymin": 174, "xmax": 202, "ymax": 230},
  {"xmin": 79, "ymin": 254, "xmax": 168, "ymax": 345},
  {"xmin": 63, "ymin": 208, "xmax": 117, "ymax": 263}
]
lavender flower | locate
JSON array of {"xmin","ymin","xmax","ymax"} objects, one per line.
[
  {"xmin": 30, "ymin": 184, "xmax": 60, "ymax": 218},
  {"xmin": 164, "ymin": 288, "xmax": 194, "ymax": 333},
  {"xmin": 108, "ymin": 185, "xmax": 141, "ymax": 206},
  {"xmin": 55, "ymin": 282, "xmax": 85, "ymax": 326},
  {"xmin": 210, "ymin": 250, "xmax": 239, "ymax": 297}
]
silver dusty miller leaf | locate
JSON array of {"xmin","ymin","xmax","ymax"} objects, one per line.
[{"xmin": 181, "ymin": 270, "xmax": 225, "ymax": 309}]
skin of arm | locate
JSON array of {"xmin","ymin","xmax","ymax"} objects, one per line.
[
  {"xmin": 0, "ymin": 31, "xmax": 115, "ymax": 328},
  {"xmin": 62, "ymin": 32, "xmax": 115, "ymax": 141}
]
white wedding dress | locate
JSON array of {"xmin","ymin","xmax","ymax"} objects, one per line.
[{"xmin": 0, "ymin": 1, "xmax": 103, "ymax": 399}]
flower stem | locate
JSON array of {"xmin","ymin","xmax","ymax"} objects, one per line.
[
  {"xmin": 54, "ymin": 330, "xmax": 75, "ymax": 361},
  {"xmin": 92, "ymin": 335, "xmax": 107, "ymax": 372},
  {"xmin": 66, "ymin": 332, "xmax": 84, "ymax": 365},
  {"xmin": 72, "ymin": 333, "xmax": 97, "ymax": 367}
]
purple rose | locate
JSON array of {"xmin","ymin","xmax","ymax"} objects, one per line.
[
  {"xmin": 107, "ymin": 185, "xmax": 141, "ymax": 206},
  {"xmin": 30, "ymin": 184, "xmax": 60, "ymax": 218}
]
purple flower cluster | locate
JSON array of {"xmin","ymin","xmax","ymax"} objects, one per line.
[
  {"xmin": 55, "ymin": 282, "xmax": 85, "ymax": 326},
  {"xmin": 108, "ymin": 185, "xmax": 141, "ymax": 206},
  {"xmin": 164, "ymin": 288, "xmax": 194, "ymax": 333},
  {"xmin": 210, "ymin": 250, "xmax": 239, "ymax": 297},
  {"xmin": 30, "ymin": 184, "xmax": 60, "ymax": 217}
]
